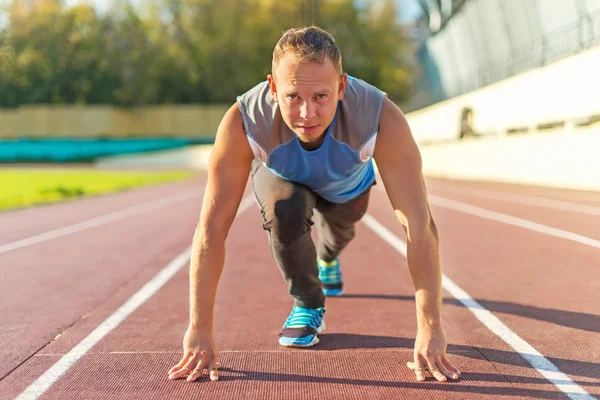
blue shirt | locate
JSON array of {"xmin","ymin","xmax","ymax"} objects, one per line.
[{"xmin": 237, "ymin": 76, "xmax": 386, "ymax": 203}]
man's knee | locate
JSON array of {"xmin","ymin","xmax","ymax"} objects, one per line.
[
  {"xmin": 328, "ymin": 222, "xmax": 356, "ymax": 245},
  {"xmin": 265, "ymin": 190, "xmax": 314, "ymax": 244}
]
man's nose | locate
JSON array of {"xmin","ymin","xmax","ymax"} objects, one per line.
[{"xmin": 299, "ymin": 101, "xmax": 315, "ymax": 119}]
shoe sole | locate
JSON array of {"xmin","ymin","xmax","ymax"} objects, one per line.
[
  {"xmin": 323, "ymin": 288, "xmax": 343, "ymax": 296},
  {"xmin": 279, "ymin": 336, "xmax": 320, "ymax": 348},
  {"xmin": 279, "ymin": 321, "xmax": 326, "ymax": 348}
]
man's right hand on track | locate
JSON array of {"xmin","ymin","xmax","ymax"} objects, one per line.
[{"xmin": 167, "ymin": 326, "xmax": 220, "ymax": 382}]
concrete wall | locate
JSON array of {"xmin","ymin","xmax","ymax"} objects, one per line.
[
  {"xmin": 406, "ymin": 45, "xmax": 600, "ymax": 143},
  {"xmin": 405, "ymin": 45, "xmax": 600, "ymax": 192},
  {"xmin": 0, "ymin": 104, "xmax": 229, "ymax": 139},
  {"xmin": 417, "ymin": 125, "xmax": 600, "ymax": 191}
]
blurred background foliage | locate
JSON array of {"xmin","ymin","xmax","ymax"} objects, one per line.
[{"xmin": 0, "ymin": 0, "xmax": 414, "ymax": 107}]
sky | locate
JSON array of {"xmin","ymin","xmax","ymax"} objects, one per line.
[
  {"xmin": 63, "ymin": 0, "xmax": 131, "ymax": 14},
  {"xmin": 397, "ymin": 0, "xmax": 424, "ymax": 23}
]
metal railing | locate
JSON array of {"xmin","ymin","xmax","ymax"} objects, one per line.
[{"xmin": 404, "ymin": 4, "xmax": 600, "ymax": 112}]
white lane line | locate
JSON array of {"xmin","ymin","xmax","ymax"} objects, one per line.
[
  {"xmin": 361, "ymin": 214, "xmax": 594, "ymax": 400},
  {"xmin": 428, "ymin": 195, "xmax": 600, "ymax": 249},
  {"xmin": 432, "ymin": 186, "xmax": 600, "ymax": 216},
  {"xmin": 374, "ymin": 185, "xmax": 600, "ymax": 249},
  {"xmin": 36, "ymin": 349, "xmax": 417, "ymax": 355},
  {"xmin": 0, "ymin": 188, "xmax": 201, "ymax": 255},
  {"xmin": 15, "ymin": 195, "xmax": 256, "ymax": 400}
]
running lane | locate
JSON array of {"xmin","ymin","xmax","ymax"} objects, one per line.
[
  {"xmin": 0, "ymin": 177, "xmax": 206, "ymax": 383},
  {"xmin": 371, "ymin": 178, "xmax": 600, "ymax": 397},
  {"xmin": 1, "ymin": 177, "xmax": 598, "ymax": 399}
]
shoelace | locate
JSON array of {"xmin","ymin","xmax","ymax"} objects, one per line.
[{"xmin": 284, "ymin": 306, "xmax": 325, "ymax": 328}]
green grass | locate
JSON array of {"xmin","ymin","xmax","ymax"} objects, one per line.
[{"xmin": 0, "ymin": 169, "xmax": 194, "ymax": 211}]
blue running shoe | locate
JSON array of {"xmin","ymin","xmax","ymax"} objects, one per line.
[
  {"xmin": 279, "ymin": 306, "xmax": 326, "ymax": 348},
  {"xmin": 318, "ymin": 257, "xmax": 343, "ymax": 296}
]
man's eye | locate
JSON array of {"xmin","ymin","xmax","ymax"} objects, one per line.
[
  {"xmin": 316, "ymin": 94, "xmax": 327, "ymax": 99},
  {"xmin": 288, "ymin": 95, "xmax": 298, "ymax": 100}
]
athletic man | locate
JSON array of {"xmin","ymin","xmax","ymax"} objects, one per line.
[{"xmin": 168, "ymin": 26, "xmax": 461, "ymax": 383}]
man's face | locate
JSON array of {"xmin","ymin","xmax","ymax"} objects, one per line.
[{"xmin": 268, "ymin": 53, "xmax": 347, "ymax": 144}]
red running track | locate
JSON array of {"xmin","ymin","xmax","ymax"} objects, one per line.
[{"xmin": 0, "ymin": 174, "xmax": 598, "ymax": 399}]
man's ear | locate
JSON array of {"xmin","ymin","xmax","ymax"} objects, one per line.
[
  {"xmin": 267, "ymin": 74, "xmax": 278, "ymax": 103},
  {"xmin": 338, "ymin": 73, "xmax": 348, "ymax": 100}
]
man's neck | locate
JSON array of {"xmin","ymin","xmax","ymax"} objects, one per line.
[{"xmin": 298, "ymin": 128, "xmax": 328, "ymax": 151}]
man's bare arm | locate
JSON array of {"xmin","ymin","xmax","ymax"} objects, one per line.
[
  {"xmin": 168, "ymin": 103, "xmax": 254, "ymax": 382},
  {"xmin": 373, "ymin": 98, "xmax": 460, "ymax": 382},
  {"xmin": 190, "ymin": 103, "xmax": 253, "ymax": 329}
]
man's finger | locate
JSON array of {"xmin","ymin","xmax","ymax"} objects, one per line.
[
  {"xmin": 186, "ymin": 367, "xmax": 203, "ymax": 382},
  {"xmin": 413, "ymin": 356, "xmax": 426, "ymax": 382},
  {"xmin": 208, "ymin": 354, "xmax": 220, "ymax": 381},
  {"xmin": 168, "ymin": 355, "xmax": 189, "ymax": 375},
  {"xmin": 208, "ymin": 360, "xmax": 219, "ymax": 381},
  {"xmin": 169, "ymin": 354, "xmax": 200, "ymax": 380},
  {"xmin": 436, "ymin": 360, "xmax": 458, "ymax": 380},
  {"xmin": 186, "ymin": 351, "xmax": 217, "ymax": 382},
  {"xmin": 168, "ymin": 365, "xmax": 191, "ymax": 380},
  {"xmin": 187, "ymin": 352, "xmax": 211, "ymax": 382},
  {"xmin": 186, "ymin": 361, "xmax": 208, "ymax": 383},
  {"xmin": 442, "ymin": 355, "xmax": 461, "ymax": 376},
  {"xmin": 427, "ymin": 359, "xmax": 447, "ymax": 382}
]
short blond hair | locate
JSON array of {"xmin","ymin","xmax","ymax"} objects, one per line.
[{"xmin": 272, "ymin": 26, "xmax": 343, "ymax": 77}]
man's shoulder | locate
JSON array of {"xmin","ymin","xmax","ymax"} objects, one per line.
[
  {"xmin": 235, "ymin": 80, "xmax": 290, "ymax": 159},
  {"xmin": 338, "ymin": 75, "xmax": 387, "ymax": 127},
  {"xmin": 236, "ymin": 81, "xmax": 275, "ymax": 121},
  {"xmin": 237, "ymin": 81, "xmax": 270, "ymax": 104},
  {"xmin": 332, "ymin": 76, "xmax": 387, "ymax": 154},
  {"xmin": 343, "ymin": 76, "xmax": 387, "ymax": 103}
]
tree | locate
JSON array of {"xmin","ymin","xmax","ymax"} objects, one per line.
[{"xmin": 0, "ymin": 0, "xmax": 414, "ymax": 106}]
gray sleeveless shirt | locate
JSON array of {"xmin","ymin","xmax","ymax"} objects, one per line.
[{"xmin": 237, "ymin": 76, "xmax": 386, "ymax": 203}]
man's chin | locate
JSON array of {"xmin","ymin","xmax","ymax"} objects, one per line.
[{"xmin": 294, "ymin": 129, "xmax": 327, "ymax": 144}]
